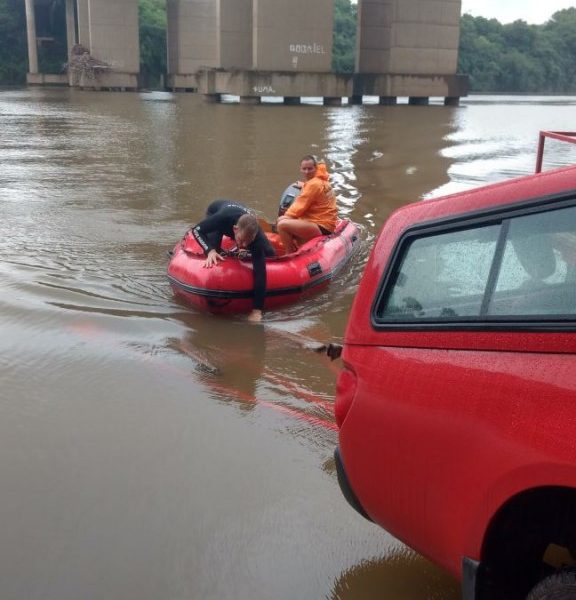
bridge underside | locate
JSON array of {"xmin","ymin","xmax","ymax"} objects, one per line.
[{"xmin": 24, "ymin": 0, "xmax": 468, "ymax": 103}]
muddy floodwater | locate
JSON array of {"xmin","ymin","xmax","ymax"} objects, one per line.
[{"xmin": 1, "ymin": 89, "xmax": 575, "ymax": 600}]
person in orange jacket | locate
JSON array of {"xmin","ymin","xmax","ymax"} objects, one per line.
[{"xmin": 276, "ymin": 155, "xmax": 338, "ymax": 253}]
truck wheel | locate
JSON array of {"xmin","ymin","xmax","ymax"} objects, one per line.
[{"xmin": 526, "ymin": 570, "xmax": 576, "ymax": 599}]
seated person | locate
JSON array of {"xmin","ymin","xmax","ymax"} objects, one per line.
[
  {"xmin": 192, "ymin": 199, "xmax": 275, "ymax": 321},
  {"xmin": 276, "ymin": 155, "xmax": 338, "ymax": 253}
]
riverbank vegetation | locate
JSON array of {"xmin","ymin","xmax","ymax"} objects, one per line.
[
  {"xmin": 0, "ymin": 0, "xmax": 28, "ymax": 84},
  {"xmin": 459, "ymin": 9, "xmax": 576, "ymax": 93},
  {"xmin": 333, "ymin": 0, "xmax": 357, "ymax": 74},
  {"xmin": 139, "ymin": 0, "xmax": 166, "ymax": 88},
  {"xmin": 1, "ymin": 0, "xmax": 575, "ymax": 94}
]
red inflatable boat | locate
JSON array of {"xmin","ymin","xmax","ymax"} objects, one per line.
[{"xmin": 167, "ymin": 218, "xmax": 361, "ymax": 314}]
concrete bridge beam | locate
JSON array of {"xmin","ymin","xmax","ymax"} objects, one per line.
[{"xmin": 197, "ymin": 69, "xmax": 352, "ymax": 99}]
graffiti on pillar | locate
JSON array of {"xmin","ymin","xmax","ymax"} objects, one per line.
[
  {"xmin": 289, "ymin": 43, "xmax": 326, "ymax": 54},
  {"xmin": 253, "ymin": 85, "xmax": 276, "ymax": 94}
]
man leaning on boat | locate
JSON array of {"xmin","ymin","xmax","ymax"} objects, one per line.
[{"xmin": 192, "ymin": 199, "xmax": 276, "ymax": 322}]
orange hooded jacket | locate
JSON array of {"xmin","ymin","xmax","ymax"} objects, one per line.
[{"xmin": 284, "ymin": 162, "xmax": 338, "ymax": 232}]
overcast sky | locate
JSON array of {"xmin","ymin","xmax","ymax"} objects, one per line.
[{"xmin": 460, "ymin": 0, "xmax": 575, "ymax": 24}]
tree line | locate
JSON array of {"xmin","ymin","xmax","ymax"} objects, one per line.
[
  {"xmin": 1, "ymin": 0, "xmax": 575, "ymax": 94},
  {"xmin": 459, "ymin": 8, "xmax": 576, "ymax": 93}
]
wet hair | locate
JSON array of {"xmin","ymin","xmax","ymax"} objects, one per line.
[
  {"xmin": 300, "ymin": 154, "xmax": 317, "ymax": 166},
  {"xmin": 236, "ymin": 213, "xmax": 259, "ymax": 241}
]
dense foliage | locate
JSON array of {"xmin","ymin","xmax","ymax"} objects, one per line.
[
  {"xmin": 332, "ymin": 0, "xmax": 356, "ymax": 74},
  {"xmin": 458, "ymin": 8, "xmax": 576, "ymax": 93},
  {"xmin": 0, "ymin": 0, "xmax": 27, "ymax": 85},
  {"xmin": 2, "ymin": 0, "xmax": 576, "ymax": 94},
  {"xmin": 139, "ymin": 0, "xmax": 166, "ymax": 88}
]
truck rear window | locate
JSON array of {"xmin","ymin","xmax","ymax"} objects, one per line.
[{"xmin": 374, "ymin": 203, "xmax": 576, "ymax": 326}]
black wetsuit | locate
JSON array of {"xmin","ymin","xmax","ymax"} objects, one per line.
[{"xmin": 192, "ymin": 200, "xmax": 275, "ymax": 310}]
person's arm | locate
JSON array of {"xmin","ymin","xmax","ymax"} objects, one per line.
[
  {"xmin": 192, "ymin": 213, "xmax": 224, "ymax": 253},
  {"xmin": 192, "ymin": 214, "xmax": 226, "ymax": 268},
  {"xmin": 249, "ymin": 245, "xmax": 267, "ymax": 319},
  {"xmin": 283, "ymin": 180, "xmax": 320, "ymax": 219}
]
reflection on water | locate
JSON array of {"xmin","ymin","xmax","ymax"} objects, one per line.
[
  {"xmin": 1, "ymin": 88, "xmax": 575, "ymax": 600},
  {"xmin": 168, "ymin": 312, "xmax": 340, "ymax": 444},
  {"xmin": 432, "ymin": 95, "xmax": 576, "ymax": 197}
]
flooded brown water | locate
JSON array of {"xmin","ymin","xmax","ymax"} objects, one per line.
[{"xmin": 1, "ymin": 88, "xmax": 576, "ymax": 600}]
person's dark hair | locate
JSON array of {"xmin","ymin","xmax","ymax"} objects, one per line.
[
  {"xmin": 236, "ymin": 213, "xmax": 259, "ymax": 241},
  {"xmin": 300, "ymin": 154, "xmax": 317, "ymax": 166}
]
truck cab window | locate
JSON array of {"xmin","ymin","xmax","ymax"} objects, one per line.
[
  {"xmin": 488, "ymin": 205, "xmax": 576, "ymax": 316},
  {"xmin": 377, "ymin": 225, "xmax": 500, "ymax": 321}
]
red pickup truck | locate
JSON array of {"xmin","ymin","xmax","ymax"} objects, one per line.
[{"xmin": 334, "ymin": 132, "xmax": 576, "ymax": 599}]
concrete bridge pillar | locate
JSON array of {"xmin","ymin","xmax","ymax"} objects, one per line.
[
  {"xmin": 76, "ymin": 0, "xmax": 90, "ymax": 47},
  {"xmin": 25, "ymin": 0, "xmax": 69, "ymax": 85},
  {"xmin": 65, "ymin": 0, "xmax": 77, "ymax": 56},
  {"xmin": 356, "ymin": 0, "xmax": 462, "ymax": 75},
  {"xmin": 252, "ymin": 0, "xmax": 333, "ymax": 71},
  {"xmin": 83, "ymin": 0, "xmax": 140, "ymax": 90},
  {"xmin": 167, "ymin": 0, "xmax": 253, "ymax": 91},
  {"xmin": 24, "ymin": 0, "xmax": 139, "ymax": 90},
  {"xmin": 166, "ymin": 0, "xmax": 218, "ymax": 90},
  {"xmin": 169, "ymin": 0, "xmax": 334, "ymax": 94},
  {"xmin": 219, "ymin": 0, "xmax": 252, "ymax": 69},
  {"xmin": 354, "ymin": 0, "xmax": 468, "ymax": 102},
  {"xmin": 193, "ymin": 0, "xmax": 339, "ymax": 102},
  {"xmin": 24, "ymin": 0, "xmax": 39, "ymax": 76}
]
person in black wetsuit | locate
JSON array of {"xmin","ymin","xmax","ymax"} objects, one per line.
[{"xmin": 192, "ymin": 199, "xmax": 275, "ymax": 322}]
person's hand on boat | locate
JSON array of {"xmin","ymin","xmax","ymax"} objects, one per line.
[
  {"xmin": 203, "ymin": 249, "xmax": 225, "ymax": 268},
  {"xmin": 247, "ymin": 309, "xmax": 262, "ymax": 322}
]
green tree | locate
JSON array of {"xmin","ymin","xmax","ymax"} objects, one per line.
[
  {"xmin": 332, "ymin": 0, "xmax": 356, "ymax": 73},
  {"xmin": 532, "ymin": 31, "xmax": 564, "ymax": 93},
  {"xmin": 458, "ymin": 10, "xmax": 576, "ymax": 93},
  {"xmin": 496, "ymin": 48, "xmax": 545, "ymax": 92},
  {"xmin": 502, "ymin": 20, "xmax": 538, "ymax": 54},
  {"xmin": 458, "ymin": 16, "xmax": 502, "ymax": 91},
  {"xmin": 139, "ymin": 0, "xmax": 167, "ymax": 88},
  {"xmin": 543, "ymin": 8, "xmax": 576, "ymax": 90},
  {"xmin": 545, "ymin": 7, "xmax": 576, "ymax": 55},
  {"xmin": 0, "ymin": 0, "xmax": 27, "ymax": 85}
]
